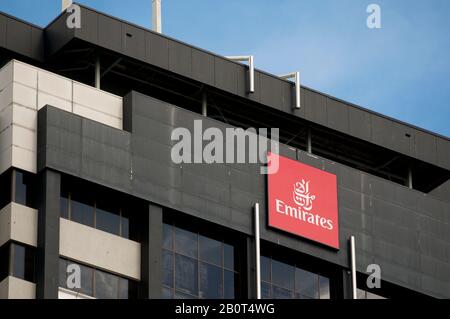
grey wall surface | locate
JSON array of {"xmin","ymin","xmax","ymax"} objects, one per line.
[
  {"xmin": 429, "ymin": 180, "xmax": 450, "ymax": 203},
  {"xmin": 38, "ymin": 94, "xmax": 450, "ymax": 298},
  {"xmin": 41, "ymin": 5, "xmax": 450, "ymax": 172},
  {"xmin": 0, "ymin": 12, "xmax": 44, "ymax": 62}
]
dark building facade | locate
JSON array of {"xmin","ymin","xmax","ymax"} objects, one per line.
[{"xmin": 0, "ymin": 4, "xmax": 449, "ymax": 299}]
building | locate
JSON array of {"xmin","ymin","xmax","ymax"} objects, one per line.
[{"xmin": 0, "ymin": 4, "xmax": 449, "ymax": 299}]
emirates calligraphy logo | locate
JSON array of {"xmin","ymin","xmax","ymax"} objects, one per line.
[{"xmin": 293, "ymin": 180, "xmax": 316, "ymax": 211}]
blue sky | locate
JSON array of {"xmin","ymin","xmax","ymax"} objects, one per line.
[{"xmin": 1, "ymin": 0, "xmax": 449, "ymax": 137}]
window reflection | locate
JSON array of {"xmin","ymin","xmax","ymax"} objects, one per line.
[
  {"xmin": 162, "ymin": 223, "xmax": 238, "ymax": 299},
  {"xmin": 296, "ymin": 267, "xmax": 318, "ymax": 299},
  {"xmin": 174, "ymin": 227, "xmax": 198, "ymax": 258},
  {"xmin": 0, "ymin": 243, "xmax": 35, "ymax": 283},
  {"xmin": 223, "ymin": 271, "xmax": 235, "ymax": 299},
  {"xmin": 95, "ymin": 269, "xmax": 118, "ymax": 299},
  {"xmin": 262, "ymin": 255, "xmax": 330, "ymax": 300},
  {"xmin": 71, "ymin": 198, "xmax": 94, "ymax": 227},
  {"xmin": 162, "ymin": 223, "xmax": 173, "ymax": 250},
  {"xmin": 59, "ymin": 258, "xmax": 136, "ymax": 299},
  {"xmin": 162, "ymin": 250, "xmax": 174, "ymax": 288},
  {"xmin": 199, "ymin": 235, "xmax": 222, "ymax": 266},
  {"xmin": 59, "ymin": 188, "xmax": 136, "ymax": 240},
  {"xmin": 272, "ymin": 259, "xmax": 294, "ymax": 291},
  {"xmin": 200, "ymin": 263, "xmax": 222, "ymax": 299},
  {"xmin": 175, "ymin": 254, "xmax": 198, "ymax": 296},
  {"xmin": 96, "ymin": 207, "xmax": 121, "ymax": 236}
]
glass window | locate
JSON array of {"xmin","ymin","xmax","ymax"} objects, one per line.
[
  {"xmin": 199, "ymin": 263, "xmax": 222, "ymax": 299},
  {"xmin": 273, "ymin": 286, "xmax": 293, "ymax": 299},
  {"xmin": 162, "ymin": 223, "xmax": 173, "ymax": 250},
  {"xmin": 71, "ymin": 197, "xmax": 94, "ymax": 227},
  {"xmin": 121, "ymin": 214, "xmax": 129, "ymax": 239},
  {"xmin": 118, "ymin": 278, "xmax": 129, "ymax": 299},
  {"xmin": 95, "ymin": 206, "xmax": 121, "ymax": 236},
  {"xmin": 174, "ymin": 227, "xmax": 197, "ymax": 258},
  {"xmin": 0, "ymin": 244, "xmax": 9, "ymax": 282},
  {"xmin": 319, "ymin": 275, "xmax": 330, "ymax": 299},
  {"xmin": 262, "ymin": 255, "xmax": 330, "ymax": 300},
  {"xmin": 162, "ymin": 286, "xmax": 173, "ymax": 299},
  {"xmin": 296, "ymin": 267, "xmax": 318, "ymax": 299},
  {"xmin": 199, "ymin": 235, "xmax": 222, "ymax": 266},
  {"xmin": 11, "ymin": 243, "xmax": 34, "ymax": 282},
  {"xmin": 60, "ymin": 194, "xmax": 69, "ymax": 219},
  {"xmin": 14, "ymin": 171, "xmax": 27, "ymax": 206},
  {"xmin": 261, "ymin": 256, "xmax": 271, "ymax": 282},
  {"xmin": 272, "ymin": 259, "xmax": 294, "ymax": 291},
  {"xmin": 77, "ymin": 263, "xmax": 93, "ymax": 296},
  {"xmin": 59, "ymin": 259, "xmax": 136, "ymax": 299},
  {"xmin": 261, "ymin": 282, "xmax": 272, "ymax": 299},
  {"xmin": 59, "ymin": 259, "xmax": 68, "ymax": 288},
  {"xmin": 175, "ymin": 291, "xmax": 196, "ymax": 299},
  {"xmin": 162, "ymin": 223, "xmax": 239, "ymax": 299},
  {"xmin": 162, "ymin": 250, "xmax": 174, "ymax": 288},
  {"xmin": 224, "ymin": 243, "xmax": 234, "ymax": 270},
  {"xmin": 95, "ymin": 269, "xmax": 119, "ymax": 299},
  {"xmin": 223, "ymin": 270, "xmax": 235, "ymax": 299},
  {"xmin": 175, "ymin": 254, "xmax": 198, "ymax": 296}
]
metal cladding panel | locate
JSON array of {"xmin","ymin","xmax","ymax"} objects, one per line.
[
  {"xmin": 6, "ymin": 18, "xmax": 32, "ymax": 58},
  {"xmin": 303, "ymin": 88, "xmax": 327, "ymax": 126},
  {"xmin": 74, "ymin": 7, "xmax": 98, "ymax": 44},
  {"xmin": 98, "ymin": 14, "xmax": 122, "ymax": 53},
  {"xmin": 429, "ymin": 180, "xmax": 450, "ymax": 203},
  {"xmin": 327, "ymin": 98, "xmax": 349, "ymax": 134},
  {"xmin": 280, "ymin": 80, "xmax": 294, "ymax": 114},
  {"xmin": 214, "ymin": 57, "xmax": 238, "ymax": 94},
  {"xmin": 145, "ymin": 32, "xmax": 169, "ymax": 69},
  {"xmin": 348, "ymin": 106, "xmax": 372, "ymax": 141},
  {"xmin": 247, "ymin": 71, "xmax": 261, "ymax": 103},
  {"xmin": 192, "ymin": 48, "xmax": 214, "ymax": 86},
  {"xmin": 371, "ymin": 114, "xmax": 413, "ymax": 156},
  {"xmin": 0, "ymin": 14, "xmax": 6, "ymax": 47},
  {"xmin": 31, "ymin": 28, "xmax": 44, "ymax": 61},
  {"xmin": 260, "ymin": 73, "xmax": 282, "ymax": 109},
  {"xmin": 169, "ymin": 41, "xmax": 192, "ymax": 78},
  {"xmin": 437, "ymin": 137, "xmax": 450, "ymax": 170},
  {"xmin": 236, "ymin": 63, "xmax": 248, "ymax": 97},
  {"xmin": 415, "ymin": 130, "xmax": 438, "ymax": 165},
  {"xmin": 38, "ymin": 93, "xmax": 450, "ymax": 298},
  {"xmin": 122, "ymin": 23, "xmax": 146, "ymax": 61},
  {"xmin": 45, "ymin": 12, "xmax": 75, "ymax": 58}
]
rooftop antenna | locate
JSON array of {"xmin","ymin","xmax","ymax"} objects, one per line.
[
  {"xmin": 61, "ymin": 0, "xmax": 72, "ymax": 12},
  {"xmin": 279, "ymin": 71, "xmax": 301, "ymax": 109},
  {"xmin": 152, "ymin": 0, "xmax": 162, "ymax": 33}
]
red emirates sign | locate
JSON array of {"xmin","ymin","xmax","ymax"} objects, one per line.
[{"xmin": 267, "ymin": 153, "xmax": 339, "ymax": 249}]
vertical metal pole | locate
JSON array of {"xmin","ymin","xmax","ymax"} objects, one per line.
[
  {"xmin": 295, "ymin": 71, "xmax": 301, "ymax": 109},
  {"xmin": 350, "ymin": 236, "xmax": 357, "ymax": 299},
  {"xmin": 95, "ymin": 57, "xmax": 101, "ymax": 89},
  {"xmin": 249, "ymin": 55, "xmax": 255, "ymax": 93},
  {"xmin": 202, "ymin": 91, "xmax": 207, "ymax": 116},
  {"xmin": 152, "ymin": 0, "xmax": 162, "ymax": 33},
  {"xmin": 307, "ymin": 127, "xmax": 312, "ymax": 154},
  {"xmin": 255, "ymin": 203, "xmax": 261, "ymax": 299},
  {"xmin": 407, "ymin": 163, "xmax": 413, "ymax": 189}
]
